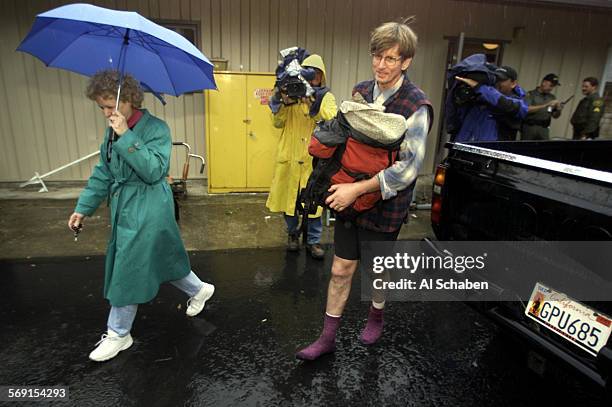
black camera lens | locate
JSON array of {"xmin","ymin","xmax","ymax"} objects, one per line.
[
  {"xmin": 453, "ymin": 84, "xmax": 476, "ymax": 106},
  {"xmin": 285, "ymin": 80, "xmax": 307, "ymax": 99}
]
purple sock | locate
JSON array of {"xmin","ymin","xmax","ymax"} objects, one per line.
[
  {"xmin": 360, "ymin": 306, "xmax": 384, "ymax": 345},
  {"xmin": 296, "ymin": 313, "xmax": 340, "ymax": 361}
]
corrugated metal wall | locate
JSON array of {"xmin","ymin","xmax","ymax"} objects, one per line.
[{"xmin": 1, "ymin": 0, "xmax": 611, "ymax": 182}]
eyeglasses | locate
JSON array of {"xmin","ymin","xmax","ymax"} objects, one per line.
[{"xmin": 371, "ymin": 53, "xmax": 403, "ymax": 67}]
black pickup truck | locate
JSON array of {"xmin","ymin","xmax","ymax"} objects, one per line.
[{"xmin": 428, "ymin": 140, "xmax": 612, "ymax": 389}]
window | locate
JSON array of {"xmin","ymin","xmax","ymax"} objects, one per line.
[{"xmin": 156, "ymin": 20, "xmax": 200, "ymax": 50}]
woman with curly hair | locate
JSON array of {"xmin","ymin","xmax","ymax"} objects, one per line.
[{"xmin": 67, "ymin": 69, "xmax": 215, "ymax": 362}]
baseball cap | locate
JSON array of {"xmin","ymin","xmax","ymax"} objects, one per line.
[
  {"xmin": 495, "ymin": 66, "xmax": 518, "ymax": 81},
  {"xmin": 542, "ymin": 73, "xmax": 560, "ymax": 86}
]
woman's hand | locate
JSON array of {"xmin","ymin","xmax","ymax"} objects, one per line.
[
  {"xmin": 109, "ymin": 111, "xmax": 129, "ymax": 136},
  {"xmin": 325, "ymin": 183, "xmax": 361, "ymax": 212},
  {"xmin": 68, "ymin": 212, "xmax": 85, "ymax": 231}
]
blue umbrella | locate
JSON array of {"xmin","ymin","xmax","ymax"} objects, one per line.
[{"xmin": 17, "ymin": 3, "xmax": 217, "ymax": 105}]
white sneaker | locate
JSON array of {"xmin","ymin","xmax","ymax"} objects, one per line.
[
  {"xmin": 88, "ymin": 329, "xmax": 133, "ymax": 362},
  {"xmin": 186, "ymin": 283, "xmax": 215, "ymax": 317}
]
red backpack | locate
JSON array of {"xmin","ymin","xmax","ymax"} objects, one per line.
[{"xmin": 301, "ymin": 111, "xmax": 403, "ymax": 220}]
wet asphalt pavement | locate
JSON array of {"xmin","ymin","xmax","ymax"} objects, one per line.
[{"xmin": 0, "ymin": 248, "xmax": 609, "ymax": 407}]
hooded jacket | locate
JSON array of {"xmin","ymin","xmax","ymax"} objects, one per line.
[
  {"xmin": 265, "ymin": 54, "xmax": 337, "ymax": 217},
  {"xmin": 445, "ymin": 54, "xmax": 528, "ymax": 142},
  {"xmin": 451, "ymin": 84, "xmax": 528, "ymax": 142}
]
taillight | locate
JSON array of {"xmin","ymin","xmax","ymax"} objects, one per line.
[
  {"xmin": 434, "ymin": 166, "xmax": 446, "ymax": 186},
  {"xmin": 431, "ymin": 165, "xmax": 447, "ymax": 225},
  {"xmin": 431, "ymin": 195, "xmax": 442, "ymax": 224}
]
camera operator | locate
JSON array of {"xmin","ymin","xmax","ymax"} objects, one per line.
[
  {"xmin": 521, "ymin": 73, "xmax": 562, "ymax": 141},
  {"xmin": 266, "ymin": 54, "xmax": 337, "ymax": 259},
  {"xmin": 452, "ymin": 65, "xmax": 528, "ymax": 141}
]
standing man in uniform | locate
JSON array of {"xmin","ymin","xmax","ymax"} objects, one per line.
[
  {"xmin": 571, "ymin": 77, "xmax": 605, "ymax": 139},
  {"xmin": 521, "ymin": 73, "xmax": 562, "ymax": 140},
  {"xmin": 267, "ymin": 54, "xmax": 337, "ymax": 259}
]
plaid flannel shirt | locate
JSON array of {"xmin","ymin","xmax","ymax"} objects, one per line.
[{"xmin": 351, "ymin": 76, "xmax": 433, "ymax": 232}]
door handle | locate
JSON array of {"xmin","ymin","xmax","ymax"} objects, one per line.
[{"xmin": 243, "ymin": 118, "xmax": 252, "ymax": 124}]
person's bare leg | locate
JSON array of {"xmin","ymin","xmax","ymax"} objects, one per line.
[
  {"xmin": 296, "ymin": 256, "xmax": 358, "ymax": 360},
  {"xmin": 326, "ymin": 256, "xmax": 359, "ymax": 315}
]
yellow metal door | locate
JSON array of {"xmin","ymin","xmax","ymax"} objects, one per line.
[
  {"xmin": 245, "ymin": 75, "xmax": 281, "ymax": 188},
  {"xmin": 206, "ymin": 74, "xmax": 247, "ymax": 191}
]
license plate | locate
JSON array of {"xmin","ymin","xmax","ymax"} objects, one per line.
[{"xmin": 525, "ymin": 282, "xmax": 612, "ymax": 356}]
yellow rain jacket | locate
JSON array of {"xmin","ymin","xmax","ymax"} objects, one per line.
[{"xmin": 266, "ymin": 54, "xmax": 337, "ymax": 217}]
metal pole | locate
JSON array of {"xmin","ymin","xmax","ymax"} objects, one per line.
[
  {"xmin": 456, "ymin": 32, "xmax": 465, "ymax": 63},
  {"xmin": 115, "ymin": 28, "xmax": 130, "ymax": 111},
  {"xmin": 20, "ymin": 151, "xmax": 100, "ymax": 192},
  {"xmin": 39, "ymin": 151, "xmax": 99, "ymax": 179}
]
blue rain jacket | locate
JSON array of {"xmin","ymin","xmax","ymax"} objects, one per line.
[{"xmin": 451, "ymin": 84, "xmax": 528, "ymax": 142}]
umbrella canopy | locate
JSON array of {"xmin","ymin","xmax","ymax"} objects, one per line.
[{"xmin": 17, "ymin": 3, "xmax": 216, "ymax": 97}]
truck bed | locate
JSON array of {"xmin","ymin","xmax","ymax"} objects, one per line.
[
  {"xmin": 459, "ymin": 140, "xmax": 611, "ymax": 173},
  {"xmin": 431, "ymin": 139, "xmax": 612, "ymax": 389},
  {"xmin": 434, "ymin": 140, "xmax": 612, "ymax": 241}
]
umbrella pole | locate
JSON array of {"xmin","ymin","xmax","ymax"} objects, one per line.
[
  {"xmin": 111, "ymin": 82, "xmax": 122, "ymax": 142},
  {"xmin": 110, "ymin": 31, "xmax": 129, "ymax": 143},
  {"xmin": 114, "ymin": 28, "xmax": 130, "ymax": 112},
  {"xmin": 114, "ymin": 84, "xmax": 122, "ymax": 111}
]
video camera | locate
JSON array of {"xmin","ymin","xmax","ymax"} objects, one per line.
[
  {"xmin": 452, "ymin": 71, "xmax": 495, "ymax": 106},
  {"xmin": 275, "ymin": 47, "xmax": 316, "ymax": 101},
  {"xmin": 448, "ymin": 54, "xmax": 498, "ymax": 107}
]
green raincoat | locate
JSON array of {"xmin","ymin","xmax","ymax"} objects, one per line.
[{"xmin": 75, "ymin": 109, "xmax": 190, "ymax": 307}]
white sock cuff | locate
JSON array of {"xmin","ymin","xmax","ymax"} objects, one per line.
[
  {"xmin": 325, "ymin": 312, "xmax": 341, "ymax": 318},
  {"xmin": 372, "ymin": 301, "xmax": 385, "ymax": 310}
]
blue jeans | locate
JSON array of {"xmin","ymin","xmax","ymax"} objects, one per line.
[
  {"xmin": 107, "ymin": 270, "xmax": 204, "ymax": 336},
  {"xmin": 284, "ymin": 214, "xmax": 322, "ymax": 245}
]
